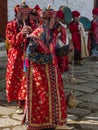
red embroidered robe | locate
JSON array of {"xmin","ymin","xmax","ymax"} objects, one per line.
[
  {"xmin": 6, "ymin": 20, "xmax": 33, "ymax": 102},
  {"xmin": 25, "ymin": 26, "xmax": 67, "ymax": 130}
]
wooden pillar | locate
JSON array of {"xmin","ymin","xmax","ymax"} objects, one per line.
[
  {"xmin": 94, "ymin": 0, "xmax": 98, "ymax": 8},
  {"xmin": 0, "ymin": 0, "xmax": 7, "ymax": 38}
]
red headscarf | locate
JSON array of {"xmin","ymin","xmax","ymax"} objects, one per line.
[
  {"xmin": 56, "ymin": 10, "xmax": 64, "ymax": 19},
  {"xmin": 72, "ymin": 10, "xmax": 80, "ymax": 17},
  {"xmin": 92, "ymin": 8, "xmax": 98, "ymax": 15},
  {"xmin": 14, "ymin": 4, "xmax": 20, "ymax": 15}
]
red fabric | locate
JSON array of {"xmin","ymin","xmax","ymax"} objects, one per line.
[
  {"xmin": 87, "ymin": 32, "xmax": 91, "ymax": 55},
  {"xmin": 14, "ymin": 3, "xmax": 32, "ymax": 14},
  {"xmin": 56, "ymin": 10, "xmax": 64, "ymax": 19},
  {"xmin": 57, "ymin": 56, "xmax": 69, "ymax": 73},
  {"xmin": 23, "ymin": 25, "xmax": 67, "ymax": 129},
  {"xmin": 26, "ymin": 62, "xmax": 67, "ymax": 130},
  {"xmin": 72, "ymin": 10, "xmax": 80, "ymax": 17},
  {"xmin": 33, "ymin": 4, "xmax": 42, "ymax": 17},
  {"xmin": 29, "ymin": 26, "xmax": 50, "ymax": 53},
  {"xmin": 69, "ymin": 21, "xmax": 81, "ymax": 51},
  {"xmin": 92, "ymin": 8, "xmax": 98, "ymax": 15},
  {"xmin": 6, "ymin": 20, "xmax": 34, "ymax": 102},
  {"xmin": 91, "ymin": 19, "xmax": 98, "ymax": 44},
  {"xmin": 34, "ymin": 4, "xmax": 41, "ymax": 11},
  {"xmin": 14, "ymin": 5, "xmax": 20, "ymax": 15},
  {"xmin": 42, "ymin": 11, "xmax": 57, "ymax": 18},
  {"xmin": 30, "ymin": 26, "xmax": 58, "ymax": 67},
  {"xmin": 18, "ymin": 7, "xmax": 32, "ymax": 14},
  {"xmin": 54, "ymin": 25, "xmax": 69, "ymax": 73}
]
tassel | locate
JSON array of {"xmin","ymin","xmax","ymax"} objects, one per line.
[
  {"xmin": 23, "ymin": 59, "xmax": 27, "ymax": 72},
  {"xmin": 26, "ymin": 58, "xmax": 29, "ymax": 68},
  {"xmin": 23, "ymin": 58, "xmax": 29, "ymax": 72}
]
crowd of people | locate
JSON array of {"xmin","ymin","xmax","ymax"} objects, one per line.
[{"xmin": 5, "ymin": 0, "xmax": 98, "ymax": 130}]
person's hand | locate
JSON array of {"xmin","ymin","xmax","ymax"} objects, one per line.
[
  {"xmin": 21, "ymin": 26, "xmax": 32, "ymax": 36},
  {"xmin": 26, "ymin": 26, "xmax": 33, "ymax": 33}
]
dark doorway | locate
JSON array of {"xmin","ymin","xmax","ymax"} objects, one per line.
[{"xmin": 0, "ymin": 0, "xmax": 7, "ymax": 39}]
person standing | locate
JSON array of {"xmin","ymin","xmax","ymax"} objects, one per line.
[
  {"xmin": 54, "ymin": 10, "xmax": 69, "ymax": 73},
  {"xmin": 90, "ymin": 8, "xmax": 98, "ymax": 58},
  {"xmin": 6, "ymin": 1, "xmax": 33, "ymax": 114},
  {"xmin": 23, "ymin": 9, "xmax": 67, "ymax": 130},
  {"xmin": 69, "ymin": 10, "xmax": 88, "ymax": 65}
]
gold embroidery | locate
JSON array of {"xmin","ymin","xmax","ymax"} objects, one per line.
[
  {"xmin": 55, "ymin": 68, "xmax": 66, "ymax": 123},
  {"xmin": 36, "ymin": 82, "xmax": 40, "ymax": 86},
  {"xmin": 46, "ymin": 65, "xmax": 52, "ymax": 124},
  {"xmin": 30, "ymin": 64, "xmax": 33, "ymax": 125},
  {"xmin": 29, "ymin": 64, "xmax": 53, "ymax": 126}
]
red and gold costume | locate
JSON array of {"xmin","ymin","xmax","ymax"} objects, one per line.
[
  {"xmin": 6, "ymin": 2, "xmax": 33, "ymax": 103},
  {"xmin": 24, "ymin": 11, "xmax": 67, "ymax": 129},
  {"xmin": 6, "ymin": 20, "xmax": 27, "ymax": 102}
]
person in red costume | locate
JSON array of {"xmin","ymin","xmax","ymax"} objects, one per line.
[
  {"xmin": 54, "ymin": 10, "xmax": 69, "ymax": 73},
  {"xmin": 69, "ymin": 10, "xmax": 89, "ymax": 64},
  {"xmin": 90, "ymin": 8, "xmax": 98, "ymax": 57},
  {"xmin": 69, "ymin": 10, "xmax": 82, "ymax": 65},
  {"xmin": 22, "ymin": 8, "xmax": 68, "ymax": 130},
  {"xmin": 6, "ymin": 1, "xmax": 34, "ymax": 114}
]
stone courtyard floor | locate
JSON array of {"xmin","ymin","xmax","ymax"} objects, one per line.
[{"xmin": 0, "ymin": 42, "xmax": 98, "ymax": 130}]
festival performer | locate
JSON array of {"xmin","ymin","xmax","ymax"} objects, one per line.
[
  {"xmin": 54, "ymin": 10, "xmax": 69, "ymax": 73},
  {"xmin": 90, "ymin": 8, "xmax": 98, "ymax": 58},
  {"xmin": 69, "ymin": 10, "xmax": 89, "ymax": 65},
  {"xmin": 22, "ymin": 8, "xmax": 67, "ymax": 130},
  {"xmin": 6, "ymin": 0, "xmax": 34, "ymax": 114}
]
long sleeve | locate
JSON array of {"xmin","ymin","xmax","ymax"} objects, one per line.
[
  {"xmin": 6, "ymin": 20, "xmax": 25, "ymax": 47},
  {"xmin": 60, "ymin": 26, "xmax": 66, "ymax": 44}
]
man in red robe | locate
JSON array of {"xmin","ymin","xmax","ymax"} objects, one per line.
[
  {"xmin": 23, "ymin": 8, "xmax": 67, "ymax": 130},
  {"xmin": 6, "ymin": 1, "xmax": 34, "ymax": 114}
]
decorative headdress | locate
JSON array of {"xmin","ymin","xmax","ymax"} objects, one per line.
[
  {"xmin": 31, "ymin": 4, "xmax": 42, "ymax": 17},
  {"xmin": 42, "ymin": 5, "xmax": 57, "ymax": 18},
  {"xmin": 14, "ymin": 4, "xmax": 20, "ymax": 15},
  {"xmin": 14, "ymin": 0, "xmax": 32, "ymax": 14}
]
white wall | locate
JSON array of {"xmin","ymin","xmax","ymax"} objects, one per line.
[{"xmin": 8, "ymin": 0, "xmax": 94, "ymax": 21}]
